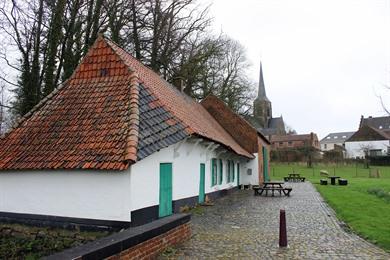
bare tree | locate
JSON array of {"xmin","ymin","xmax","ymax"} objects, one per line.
[
  {"xmin": 360, "ymin": 143, "xmax": 373, "ymax": 168},
  {"xmin": 0, "ymin": 0, "xmax": 257, "ymax": 119},
  {"xmin": 379, "ymin": 84, "xmax": 390, "ymax": 115},
  {"xmin": 285, "ymin": 124, "xmax": 297, "ymax": 135},
  {"xmin": 0, "ymin": 83, "xmax": 5, "ymax": 135}
]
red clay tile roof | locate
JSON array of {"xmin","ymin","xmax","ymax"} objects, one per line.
[
  {"xmin": 105, "ymin": 39, "xmax": 253, "ymax": 159},
  {"xmin": 0, "ymin": 36, "xmax": 252, "ymax": 170},
  {"xmin": 201, "ymin": 95, "xmax": 270, "ymax": 153}
]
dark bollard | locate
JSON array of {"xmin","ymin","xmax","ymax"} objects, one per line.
[{"xmin": 279, "ymin": 209, "xmax": 287, "ymax": 247}]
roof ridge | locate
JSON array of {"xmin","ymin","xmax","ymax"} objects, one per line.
[
  {"xmin": 123, "ymin": 72, "xmax": 140, "ymax": 164},
  {"xmin": 104, "ymin": 37, "xmax": 194, "ymax": 135},
  {"xmin": 104, "ymin": 37, "xmax": 253, "ymax": 158},
  {"xmin": 201, "ymin": 94, "xmax": 269, "ymax": 143}
]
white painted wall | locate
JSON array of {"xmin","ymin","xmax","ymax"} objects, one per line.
[
  {"xmin": 320, "ymin": 143, "xmax": 335, "ymax": 151},
  {"xmin": 345, "ymin": 140, "xmax": 390, "ymax": 158},
  {"xmin": 130, "ymin": 137, "xmax": 259, "ymax": 211},
  {"xmin": 0, "ymin": 137, "xmax": 258, "ymax": 222},
  {"xmin": 0, "ymin": 171, "xmax": 131, "ymax": 221},
  {"xmin": 240, "ymin": 153, "xmax": 260, "ymax": 185}
]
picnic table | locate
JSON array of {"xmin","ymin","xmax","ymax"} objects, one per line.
[
  {"xmin": 284, "ymin": 173, "xmax": 305, "ymax": 182},
  {"xmin": 327, "ymin": 176, "xmax": 340, "ymax": 185},
  {"xmin": 253, "ymin": 181, "xmax": 292, "ymax": 197}
]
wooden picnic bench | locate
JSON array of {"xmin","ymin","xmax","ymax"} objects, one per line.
[
  {"xmin": 284, "ymin": 173, "xmax": 305, "ymax": 182},
  {"xmin": 253, "ymin": 181, "xmax": 292, "ymax": 197}
]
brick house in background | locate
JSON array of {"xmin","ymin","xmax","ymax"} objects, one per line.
[
  {"xmin": 270, "ymin": 133, "xmax": 320, "ymax": 163},
  {"xmin": 0, "ymin": 36, "xmax": 270, "ymax": 230},
  {"xmin": 271, "ymin": 133, "xmax": 320, "ymax": 150}
]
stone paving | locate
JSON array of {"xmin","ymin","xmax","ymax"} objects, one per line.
[{"xmin": 162, "ymin": 182, "xmax": 390, "ymax": 259}]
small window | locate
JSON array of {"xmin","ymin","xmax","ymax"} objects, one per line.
[
  {"xmin": 288, "ymin": 141, "xmax": 292, "ymax": 146},
  {"xmin": 326, "ymin": 136, "xmax": 331, "ymax": 139},
  {"xmin": 342, "ymin": 135, "xmax": 346, "ymax": 138},
  {"xmin": 369, "ymin": 149, "xmax": 382, "ymax": 156},
  {"xmin": 324, "ymin": 144, "xmax": 327, "ymax": 149},
  {"xmin": 334, "ymin": 136, "xmax": 338, "ymax": 139},
  {"xmin": 227, "ymin": 160, "xmax": 235, "ymax": 182},
  {"xmin": 279, "ymin": 142, "xmax": 283, "ymax": 146},
  {"xmin": 211, "ymin": 158, "xmax": 217, "ymax": 186},
  {"xmin": 219, "ymin": 159, "xmax": 223, "ymax": 184},
  {"xmin": 227, "ymin": 160, "xmax": 230, "ymax": 182},
  {"xmin": 232, "ymin": 161, "xmax": 235, "ymax": 182}
]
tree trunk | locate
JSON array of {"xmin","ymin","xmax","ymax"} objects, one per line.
[{"xmin": 43, "ymin": 0, "xmax": 67, "ymax": 96}]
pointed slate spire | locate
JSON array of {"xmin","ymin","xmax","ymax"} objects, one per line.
[{"xmin": 256, "ymin": 62, "xmax": 269, "ymax": 101}]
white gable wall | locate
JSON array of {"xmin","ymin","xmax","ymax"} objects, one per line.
[
  {"xmin": 240, "ymin": 153, "xmax": 260, "ymax": 185},
  {"xmin": 0, "ymin": 171, "xmax": 132, "ymax": 221},
  {"xmin": 345, "ymin": 140, "xmax": 390, "ymax": 158}
]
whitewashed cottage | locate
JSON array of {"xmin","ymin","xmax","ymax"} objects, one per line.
[
  {"xmin": 345, "ymin": 125, "xmax": 390, "ymax": 158},
  {"xmin": 0, "ymin": 36, "xmax": 270, "ymax": 229}
]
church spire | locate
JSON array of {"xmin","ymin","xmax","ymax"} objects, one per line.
[{"xmin": 257, "ymin": 62, "xmax": 269, "ymax": 101}]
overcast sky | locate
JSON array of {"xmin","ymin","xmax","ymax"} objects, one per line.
[{"xmin": 204, "ymin": 0, "xmax": 390, "ymax": 139}]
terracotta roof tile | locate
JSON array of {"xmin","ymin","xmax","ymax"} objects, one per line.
[
  {"xmin": 201, "ymin": 95, "xmax": 270, "ymax": 154},
  {"xmin": 0, "ymin": 38, "xmax": 137, "ymax": 170},
  {"xmin": 0, "ymin": 36, "xmax": 253, "ymax": 171},
  {"xmin": 106, "ymin": 39, "xmax": 253, "ymax": 159}
]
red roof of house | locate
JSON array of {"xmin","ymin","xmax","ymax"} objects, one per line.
[
  {"xmin": 0, "ymin": 36, "xmax": 252, "ymax": 171},
  {"xmin": 201, "ymin": 95, "xmax": 270, "ymax": 154}
]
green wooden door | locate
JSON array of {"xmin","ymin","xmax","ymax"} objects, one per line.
[
  {"xmin": 262, "ymin": 147, "xmax": 270, "ymax": 182},
  {"xmin": 237, "ymin": 163, "xmax": 240, "ymax": 186},
  {"xmin": 159, "ymin": 163, "xmax": 173, "ymax": 218},
  {"xmin": 199, "ymin": 163, "xmax": 205, "ymax": 203}
]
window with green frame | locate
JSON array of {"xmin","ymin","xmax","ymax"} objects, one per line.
[
  {"xmin": 211, "ymin": 158, "xmax": 217, "ymax": 186},
  {"xmin": 227, "ymin": 160, "xmax": 234, "ymax": 183},
  {"xmin": 227, "ymin": 160, "xmax": 230, "ymax": 182},
  {"xmin": 219, "ymin": 159, "xmax": 223, "ymax": 184},
  {"xmin": 232, "ymin": 161, "xmax": 235, "ymax": 182}
]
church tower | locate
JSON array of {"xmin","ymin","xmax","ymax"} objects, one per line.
[{"xmin": 253, "ymin": 62, "xmax": 272, "ymax": 128}]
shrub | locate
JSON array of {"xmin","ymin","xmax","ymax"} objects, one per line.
[{"xmin": 367, "ymin": 187, "xmax": 390, "ymax": 203}]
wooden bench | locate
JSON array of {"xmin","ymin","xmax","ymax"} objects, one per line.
[
  {"xmin": 253, "ymin": 186, "xmax": 292, "ymax": 197},
  {"xmin": 284, "ymin": 187, "xmax": 292, "ymax": 196},
  {"xmin": 284, "ymin": 176, "xmax": 305, "ymax": 182}
]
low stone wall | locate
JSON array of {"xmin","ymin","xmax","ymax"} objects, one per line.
[
  {"xmin": 46, "ymin": 213, "xmax": 191, "ymax": 259},
  {"xmin": 107, "ymin": 222, "xmax": 190, "ymax": 259}
]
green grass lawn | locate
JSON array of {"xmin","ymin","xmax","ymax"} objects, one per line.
[{"xmin": 271, "ymin": 163, "xmax": 390, "ymax": 251}]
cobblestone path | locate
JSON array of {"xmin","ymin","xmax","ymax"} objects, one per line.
[{"xmin": 163, "ymin": 182, "xmax": 389, "ymax": 259}]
